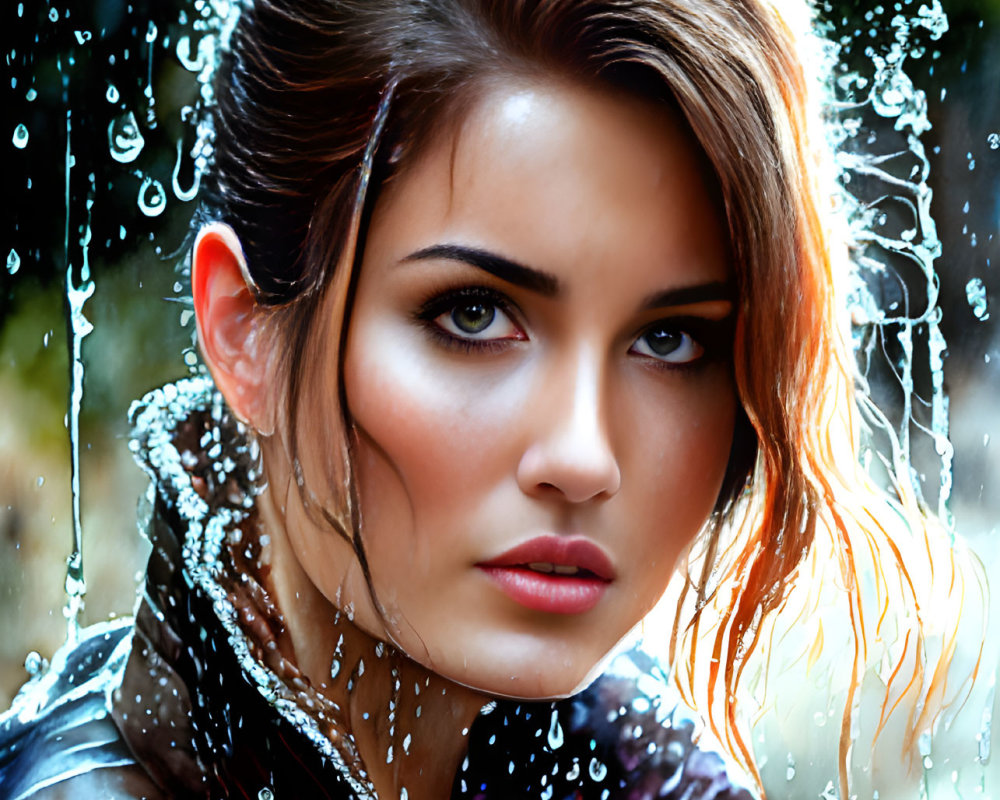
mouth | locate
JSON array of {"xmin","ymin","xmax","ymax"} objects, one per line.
[{"xmin": 476, "ymin": 535, "xmax": 614, "ymax": 615}]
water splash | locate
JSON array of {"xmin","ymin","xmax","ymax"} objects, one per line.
[{"xmin": 829, "ymin": 0, "xmax": 955, "ymax": 527}]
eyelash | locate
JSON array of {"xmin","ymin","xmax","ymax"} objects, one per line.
[
  {"xmin": 629, "ymin": 317, "xmax": 731, "ymax": 372},
  {"xmin": 414, "ymin": 286, "xmax": 524, "ymax": 354},
  {"xmin": 413, "ymin": 285, "xmax": 731, "ymax": 366}
]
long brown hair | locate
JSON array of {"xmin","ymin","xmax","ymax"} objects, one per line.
[{"xmin": 202, "ymin": 0, "xmax": 974, "ymax": 792}]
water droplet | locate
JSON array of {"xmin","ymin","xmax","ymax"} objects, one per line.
[
  {"xmin": 966, "ymin": 278, "xmax": 989, "ymax": 321},
  {"xmin": 25, "ymin": 88, "xmax": 36, "ymax": 101},
  {"xmin": 48, "ymin": 7, "xmax": 58, "ymax": 22},
  {"xmin": 547, "ymin": 708, "xmax": 564, "ymax": 749},
  {"xmin": 73, "ymin": 30, "xmax": 92, "ymax": 45},
  {"xmin": 12, "ymin": 123, "xmax": 28, "ymax": 149},
  {"xmin": 399, "ymin": 789, "xmax": 407, "ymax": 800},
  {"xmin": 7, "ymin": 248, "xmax": 21, "ymax": 275},
  {"xmin": 980, "ymin": 680, "xmax": 994, "ymax": 762},
  {"xmin": 813, "ymin": 710, "xmax": 827, "ymax": 727},
  {"xmin": 566, "ymin": 761, "xmax": 580, "ymax": 781},
  {"xmin": 108, "ymin": 111, "xmax": 145, "ymax": 163},
  {"xmin": 588, "ymin": 757, "xmax": 607, "ymax": 782},
  {"xmin": 989, "ymin": 133, "xmax": 1000, "ymax": 150},
  {"xmin": 137, "ymin": 176, "xmax": 166, "ymax": 217},
  {"xmin": 257, "ymin": 789, "xmax": 273, "ymax": 800},
  {"xmin": 786, "ymin": 752, "xmax": 796, "ymax": 780},
  {"xmin": 106, "ymin": 83, "xmax": 119, "ymax": 103},
  {"xmin": 146, "ymin": 21, "xmax": 158, "ymax": 43},
  {"xmin": 24, "ymin": 651, "xmax": 46, "ymax": 676}
]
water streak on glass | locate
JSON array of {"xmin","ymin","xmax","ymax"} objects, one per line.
[{"xmin": 63, "ymin": 113, "xmax": 93, "ymax": 644}]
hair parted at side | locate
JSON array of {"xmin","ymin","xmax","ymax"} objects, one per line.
[{"xmin": 200, "ymin": 0, "xmax": 977, "ymax": 793}]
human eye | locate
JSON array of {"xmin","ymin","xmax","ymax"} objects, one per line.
[
  {"xmin": 415, "ymin": 287, "xmax": 525, "ymax": 349},
  {"xmin": 630, "ymin": 320, "xmax": 706, "ymax": 366}
]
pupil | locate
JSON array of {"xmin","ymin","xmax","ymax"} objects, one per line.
[
  {"xmin": 646, "ymin": 328, "xmax": 681, "ymax": 355},
  {"xmin": 453, "ymin": 303, "xmax": 494, "ymax": 333}
]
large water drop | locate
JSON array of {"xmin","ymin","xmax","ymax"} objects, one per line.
[
  {"xmin": 547, "ymin": 708, "xmax": 565, "ymax": 750},
  {"xmin": 137, "ymin": 176, "xmax": 166, "ymax": 217},
  {"xmin": 12, "ymin": 123, "xmax": 28, "ymax": 149},
  {"xmin": 108, "ymin": 111, "xmax": 145, "ymax": 163},
  {"xmin": 6, "ymin": 248, "xmax": 21, "ymax": 275}
]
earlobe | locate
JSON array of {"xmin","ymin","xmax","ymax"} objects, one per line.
[{"xmin": 192, "ymin": 222, "xmax": 277, "ymax": 433}]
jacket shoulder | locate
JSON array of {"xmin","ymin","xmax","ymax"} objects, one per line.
[{"xmin": 0, "ymin": 620, "xmax": 157, "ymax": 800}]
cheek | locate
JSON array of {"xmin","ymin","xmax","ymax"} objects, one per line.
[
  {"xmin": 622, "ymin": 371, "xmax": 737, "ymax": 566},
  {"xmin": 343, "ymin": 322, "xmax": 521, "ymax": 551}
]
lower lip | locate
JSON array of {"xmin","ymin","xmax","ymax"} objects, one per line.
[{"xmin": 478, "ymin": 566, "xmax": 609, "ymax": 615}]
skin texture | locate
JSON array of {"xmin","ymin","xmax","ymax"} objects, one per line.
[{"xmin": 195, "ymin": 78, "xmax": 738, "ymax": 798}]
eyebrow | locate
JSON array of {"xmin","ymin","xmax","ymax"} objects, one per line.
[
  {"xmin": 402, "ymin": 243, "xmax": 734, "ymax": 311},
  {"xmin": 402, "ymin": 244, "xmax": 560, "ymax": 297},
  {"xmin": 639, "ymin": 281, "xmax": 735, "ymax": 312}
]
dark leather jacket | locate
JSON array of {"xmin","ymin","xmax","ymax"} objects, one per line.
[{"xmin": 0, "ymin": 378, "xmax": 757, "ymax": 800}]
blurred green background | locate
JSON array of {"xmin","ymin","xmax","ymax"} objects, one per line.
[{"xmin": 2, "ymin": 0, "xmax": 999, "ymax": 709}]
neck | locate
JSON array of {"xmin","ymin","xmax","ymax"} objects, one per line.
[{"xmin": 255, "ymin": 483, "xmax": 488, "ymax": 800}]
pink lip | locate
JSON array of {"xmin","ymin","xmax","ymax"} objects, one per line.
[{"xmin": 477, "ymin": 535, "xmax": 614, "ymax": 615}]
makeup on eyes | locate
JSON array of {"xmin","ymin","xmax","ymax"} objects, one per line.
[
  {"xmin": 410, "ymin": 282, "xmax": 734, "ymax": 367},
  {"xmin": 412, "ymin": 285, "xmax": 527, "ymax": 354}
]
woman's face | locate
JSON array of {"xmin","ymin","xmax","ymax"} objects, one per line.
[{"xmin": 333, "ymin": 78, "xmax": 737, "ymax": 698}]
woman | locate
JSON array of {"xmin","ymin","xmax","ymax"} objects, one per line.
[{"xmin": 0, "ymin": 0, "xmax": 977, "ymax": 798}]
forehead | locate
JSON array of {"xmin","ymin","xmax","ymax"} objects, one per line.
[{"xmin": 368, "ymin": 78, "xmax": 730, "ymax": 293}]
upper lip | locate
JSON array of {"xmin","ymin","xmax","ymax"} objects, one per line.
[{"xmin": 477, "ymin": 535, "xmax": 615, "ymax": 581}]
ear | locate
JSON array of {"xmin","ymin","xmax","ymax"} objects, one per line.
[{"xmin": 192, "ymin": 222, "xmax": 277, "ymax": 433}]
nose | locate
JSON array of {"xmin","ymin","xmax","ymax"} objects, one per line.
[{"xmin": 516, "ymin": 347, "xmax": 621, "ymax": 504}]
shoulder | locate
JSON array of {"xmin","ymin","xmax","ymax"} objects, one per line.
[{"xmin": 0, "ymin": 619, "xmax": 163, "ymax": 800}]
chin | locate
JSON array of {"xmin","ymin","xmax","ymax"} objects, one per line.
[{"xmin": 427, "ymin": 630, "xmax": 626, "ymax": 702}]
